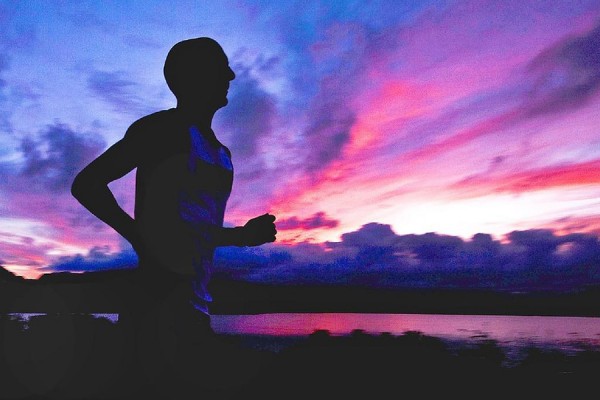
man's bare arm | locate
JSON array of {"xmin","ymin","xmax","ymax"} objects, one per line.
[
  {"xmin": 214, "ymin": 214, "xmax": 277, "ymax": 247},
  {"xmin": 71, "ymin": 131, "xmax": 140, "ymax": 247}
]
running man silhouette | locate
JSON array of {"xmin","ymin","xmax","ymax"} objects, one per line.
[{"xmin": 71, "ymin": 37, "xmax": 277, "ymax": 393}]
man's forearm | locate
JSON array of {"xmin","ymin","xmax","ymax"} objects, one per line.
[
  {"xmin": 71, "ymin": 181, "xmax": 137, "ymax": 242},
  {"xmin": 213, "ymin": 226, "xmax": 248, "ymax": 247},
  {"xmin": 213, "ymin": 214, "xmax": 277, "ymax": 247}
]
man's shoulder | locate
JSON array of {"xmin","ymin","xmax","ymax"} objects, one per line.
[
  {"xmin": 123, "ymin": 109, "xmax": 188, "ymax": 164},
  {"xmin": 125, "ymin": 108, "xmax": 180, "ymax": 138}
]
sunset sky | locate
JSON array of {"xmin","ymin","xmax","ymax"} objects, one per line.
[{"xmin": 1, "ymin": 1, "xmax": 599, "ymax": 285}]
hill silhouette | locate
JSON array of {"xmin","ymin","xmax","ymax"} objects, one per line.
[{"xmin": 0, "ymin": 266, "xmax": 21, "ymax": 282}]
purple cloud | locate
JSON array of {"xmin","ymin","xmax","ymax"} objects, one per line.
[
  {"xmin": 212, "ymin": 224, "xmax": 600, "ymax": 290},
  {"xmin": 42, "ymin": 222, "xmax": 600, "ymax": 292},
  {"xmin": 0, "ymin": 53, "xmax": 11, "ymax": 133},
  {"xmin": 277, "ymin": 212, "xmax": 339, "ymax": 230},
  {"xmin": 0, "ymin": 122, "xmax": 112, "ymax": 275},
  {"xmin": 217, "ymin": 64, "xmax": 277, "ymax": 160},
  {"xmin": 87, "ymin": 70, "xmax": 153, "ymax": 116},
  {"xmin": 44, "ymin": 245, "xmax": 138, "ymax": 273},
  {"xmin": 526, "ymin": 22, "xmax": 600, "ymax": 116},
  {"xmin": 300, "ymin": 22, "xmax": 372, "ymax": 174},
  {"xmin": 210, "ymin": 59, "xmax": 283, "ymax": 215},
  {"xmin": 340, "ymin": 223, "xmax": 399, "ymax": 248},
  {"xmin": 19, "ymin": 123, "xmax": 105, "ymax": 193}
]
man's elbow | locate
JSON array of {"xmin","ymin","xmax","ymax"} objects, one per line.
[
  {"xmin": 71, "ymin": 174, "xmax": 83, "ymax": 200},
  {"xmin": 71, "ymin": 172, "xmax": 91, "ymax": 202}
]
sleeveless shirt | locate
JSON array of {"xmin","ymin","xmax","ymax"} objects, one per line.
[
  {"xmin": 180, "ymin": 125, "xmax": 233, "ymax": 314},
  {"xmin": 135, "ymin": 113, "xmax": 233, "ymax": 316}
]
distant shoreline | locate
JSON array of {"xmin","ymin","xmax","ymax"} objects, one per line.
[
  {"xmin": 2, "ymin": 268, "xmax": 600, "ymax": 317},
  {"xmin": 208, "ymin": 279, "xmax": 600, "ymax": 317}
]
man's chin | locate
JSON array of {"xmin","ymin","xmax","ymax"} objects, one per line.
[{"xmin": 216, "ymin": 97, "xmax": 228, "ymax": 109}]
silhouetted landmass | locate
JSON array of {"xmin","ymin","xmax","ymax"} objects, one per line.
[
  {"xmin": 0, "ymin": 266, "xmax": 21, "ymax": 282},
  {"xmin": 2, "ymin": 266, "xmax": 600, "ymax": 316},
  {"xmin": 0, "ymin": 313, "xmax": 597, "ymax": 399},
  {"xmin": 208, "ymin": 278, "xmax": 600, "ymax": 316},
  {"xmin": 1, "ymin": 267, "xmax": 598, "ymax": 398},
  {"xmin": 0, "ymin": 267, "xmax": 138, "ymax": 313}
]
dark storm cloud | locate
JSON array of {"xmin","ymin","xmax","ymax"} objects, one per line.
[
  {"xmin": 526, "ymin": 22, "xmax": 600, "ymax": 116},
  {"xmin": 277, "ymin": 212, "xmax": 339, "ymax": 230},
  {"xmin": 19, "ymin": 123, "xmax": 105, "ymax": 192}
]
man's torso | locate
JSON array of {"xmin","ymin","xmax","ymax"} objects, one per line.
[{"xmin": 128, "ymin": 109, "xmax": 233, "ymax": 311}]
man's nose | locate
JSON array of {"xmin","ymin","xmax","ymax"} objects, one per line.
[{"xmin": 228, "ymin": 66, "xmax": 235, "ymax": 81}]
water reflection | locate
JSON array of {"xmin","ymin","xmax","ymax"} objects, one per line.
[
  {"xmin": 211, "ymin": 312, "xmax": 600, "ymax": 350},
  {"xmin": 10, "ymin": 312, "xmax": 600, "ymax": 351}
]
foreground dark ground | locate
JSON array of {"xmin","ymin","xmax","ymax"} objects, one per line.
[{"xmin": 1, "ymin": 313, "xmax": 599, "ymax": 400}]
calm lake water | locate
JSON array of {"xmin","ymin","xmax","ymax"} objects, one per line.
[{"xmin": 211, "ymin": 312, "xmax": 600, "ymax": 352}]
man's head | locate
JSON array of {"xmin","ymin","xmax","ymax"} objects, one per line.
[{"xmin": 164, "ymin": 37, "xmax": 235, "ymax": 109}]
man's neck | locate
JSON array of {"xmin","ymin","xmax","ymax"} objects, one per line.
[{"xmin": 175, "ymin": 103, "xmax": 216, "ymax": 131}]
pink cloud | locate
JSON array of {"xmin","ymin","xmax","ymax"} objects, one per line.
[
  {"xmin": 543, "ymin": 215, "xmax": 600, "ymax": 236},
  {"xmin": 276, "ymin": 212, "xmax": 339, "ymax": 231},
  {"xmin": 451, "ymin": 158, "xmax": 600, "ymax": 195}
]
